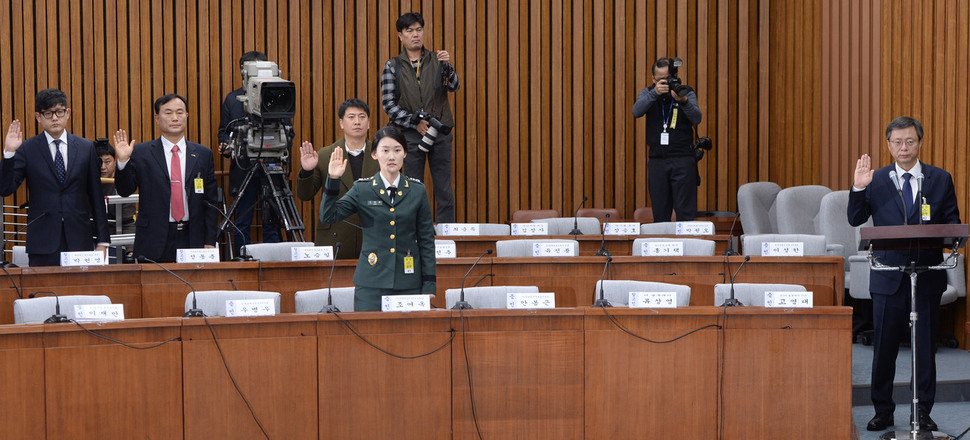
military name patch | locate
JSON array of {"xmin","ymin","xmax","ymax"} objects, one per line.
[{"xmin": 367, "ymin": 200, "xmax": 383, "ymax": 206}]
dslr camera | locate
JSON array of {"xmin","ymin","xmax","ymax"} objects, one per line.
[
  {"xmin": 410, "ymin": 110, "xmax": 452, "ymax": 153},
  {"xmin": 661, "ymin": 57, "xmax": 688, "ymax": 96}
]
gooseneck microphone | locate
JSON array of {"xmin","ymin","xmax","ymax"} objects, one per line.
[
  {"xmin": 1, "ymin": 211, "xmax": 49, "ymax": 267},
  {"xmin": 593, "ymin": 256, "xmax": 613, "ymax": 307},
  {"xmin": 568, "ymin": 196, "xmax": 588, "ymax": 236},
  {"xmin": 722, "ymin": 211, "xmax": 740, "ymax": 256},
  {"xmin": 720, "ymin": 255, "xmax": 751, "ymax": 307},
  {"xmin": 139, "ymin": 256, "xmax": 203, "ymax": 317},
  {"xmin": 320, "ymin": 239, "xmax": 342, "ymax": 313},
  {"xmin": 206, "ymin": 201, "xmax": 250, "ymax": 261},
  {"xmin": 888, "ymin": 170, "xmax": 908, "ymax": 226},
  {"xmin": 453, "ymin": 249, "xmax": 492, "ymax": 310},
  {"xmin": 595, "ymin": 213, "xmax": 612, "ymax": 257},
  {"xmin": 28, "ymin": 291, "xmax": 70, "ymax": 323},
  {"xmin": 916, "ymin": 172, "xmax": 925, "ymax": 225}
]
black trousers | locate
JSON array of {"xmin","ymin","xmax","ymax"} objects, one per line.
[
  {"xmin": 647, "ymin": 155, "xmax": 697, "ymax": 222},
  {"xmin": 402, "ymin": 130, "xmax": 455, "ymax": 223},
  {"xmin": 158, "ymin": 222, "xmax": 192, "ymax": 263}
]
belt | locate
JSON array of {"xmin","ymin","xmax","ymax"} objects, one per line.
[{"xmin": 170, "ymin": 221, "xmax": 189, "ymax": 231}]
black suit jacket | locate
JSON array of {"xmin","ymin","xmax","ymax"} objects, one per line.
[
  {"xmin": 847, "ymin": 162, "xmax": 961, "ymax": 295},
  {"xmin": 0, "ymin": 132, "xmax": 110, "ymax": 255},
  {"xmin": 115, "ymin": 139, "xmax": 219, "ymax": 260}
]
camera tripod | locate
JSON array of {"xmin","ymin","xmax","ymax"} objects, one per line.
[{"xmin": 219, "ymin": 158, "xmax": 305, "ymax": 256}]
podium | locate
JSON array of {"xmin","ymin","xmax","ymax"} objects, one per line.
[{"xmin": 860, "ymin": 224, "xmax": 968, "ymax": 440}]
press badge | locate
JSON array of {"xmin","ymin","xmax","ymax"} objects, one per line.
[
  {"xmin": 403, "ymin": 254, "xmax": 415, "ymax": 274},
  {"xmin": 921, "ymin": 199, "xmax": 931, "ymax": 221},
  {"xmin": 194, "ymin": 176, "xmax": 204, "ymax": 193},
  {"xmin": 660, "ymin": 132, "xmax": 670, "ymax": 145}
]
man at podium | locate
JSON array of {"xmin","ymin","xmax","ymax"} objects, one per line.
[{"xmin": 848, "ymin": 116, "xmax": 960, "ymax": 432}]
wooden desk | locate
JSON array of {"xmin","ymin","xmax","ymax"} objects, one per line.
[{"xmin": 446, "ymin": 233, "xmax": 733, "ymax": 257}]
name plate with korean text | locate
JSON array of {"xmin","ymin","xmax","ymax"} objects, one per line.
[
  {"xmin": 675, "ymin": 221, "xmax": 715, "ymax": 235},
  {"xmin": 511, "ymin": 223, "xmax": 549, "ymax": 236},
  {"xmin": 533, "ymin": 242, "xmax": 574, "ymax": 257},
  {"xmin": 764, "ymin": 291, "xmax": 813, "ymax": 308},
  {"xmin": 506, "ymin": 292, "xmax": 556, "ymax": 309},
  {"xmin": 761, "ymin": 242, "xmax": 804, "ymax": 257},
  {"xmin": 642, "ymin": 241, "xmax": 684, "ymax": 256},
  {"xmin": 225, "ymin": 299, "xmax": 276, "ymax": 317},
  {"xmin": 74, "ymin": 304, "xmax": 125, "ymax": 322},
  {"xmin": 291, "ymin": 246, "xmax": 334, "ymax": 261},
  {"xmin": 435, "ymin": 242, "xmax": 457, "ymax": 259},
  {"xmin": 382, "ymin": 294, "xmax": 432, "ymax": 312},
  {"xmin": 439, "ymin": 223, "xmax": 480, "ymax": 236},
  {"xmin": 60, "ymin": 251, "xmax": 106, "ymax": 267},
  {"xmin": 603, "ymin": 222, "xmax": 641, "ymax": 235},
  {"xmin": 629, "ymin": 291, "xmax": 679, "ymax": 308},
  {"xmin": 176, "ymin": 248, "xmax": 220, "ymax": 264}
]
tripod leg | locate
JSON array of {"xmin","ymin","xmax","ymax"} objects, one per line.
[{"xmin": 259, "ymin": 163, "xmax": 306, "ymax": 242}]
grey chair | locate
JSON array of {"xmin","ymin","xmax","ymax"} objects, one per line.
[
  {"xmin": 12, "ymin": 245, "xmax": 27, "ymax": 267},
  {"xmin": 294, "ymin": 287, "xmax": 356, "ymax": 313},
  {"xmin": 740, "ymin": 234, "xmax": 831, "ymax": 256},
  {"xmin": 713, "ymin": 283, "xmax": 806, "ymax": 307},
  {"xmin": 632, "ymin": 238, "xmax": 716, "ymax": 256},
  {"xmin": 240, "ymin": 242, "xmax": 316, "ymax": 261},
  {"xmin": 495, "ymin": 239, "xmax": 579, "ymax": 257},
  {"xmin": 775, "ymin": 185, "xmax": 832, "ymax": 234},
  {"xmin": 531, "ymin": 217, "xmax": 601, "ymax": 235},
  {"xmin": 593, "ymin": 280, "xmax": 691, "ymax": 307},
  {"xmin": 434, "ymin": 223, "xmax": 511, "ymax": 235},
  {"xmin": 444, "ymin": 285, "xmax": 540, "ymax": 309},
  {"xmin": 185, "ymin": 290, "xmax": 281, "ymax": 316},
  {"xmin": 639, "ymin": 222, "xmax": 677, "ymax": 235},
  {"xmin": 13, "ymin": 295, "xmax": 112, "ymax": 324},
  {"xmin": 737, "ymin": 182, "xmax": 782, "ymax": 235}
]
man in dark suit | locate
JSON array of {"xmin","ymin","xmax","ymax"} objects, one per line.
[
  {"xmin": 848, "ymin": 116, "xmax": 960, "ymax": 432},
  {"xmin": 114, "ymin": 94, "xmax": 218, "ymax": 263},
  {"xmin": 1, "ymin": 88, "xmax": 110, "ymax": 266}
]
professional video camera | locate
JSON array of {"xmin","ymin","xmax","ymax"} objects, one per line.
[
  {"xmin": 409, "ymin": 110, "xmax": 452, "ymax": 152},
  {"xmin": 661, "ymin": 57, "xmax": 688, "ymax": 96}
]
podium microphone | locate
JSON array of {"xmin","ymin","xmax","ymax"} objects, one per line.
[
  {"xmin": 888, "ymin": 171, "xmax": 908, "ymax": 226},
  {"xmin": 569, "ymin": 196, "xmax": 588, "ymax": 236},
  {"xmin": 595, "ymin": 213, "xmax": 612, "ymax": 257},
  {"xmin": 593, "ymin": 256, "xmax": 613, "ymax": 307},
  {"xmin": 139, "ymin": 256, "xmax": 203, "ymax": 317},
  {"xmin": 2, "ymin": 211, "xmax": 49, "ymax": 267},
  {"xmin": 320, "ymin": 237, "xmax": 342, "ymax": 313},
  {"xmin": 916, "ymin": 172, "xmax": 925, "ymax": 225},
  {"xmin": 28, "ymin": 291, "xmax": 70, "ymax": 323},
  {"xmin": 720, "ymin": 255, "xmax": 750, "ymax": 307},
  {"xmin": 722, "ymin": 211, "xmax": 740, "ymax": 256},
  {"xmin": 453, "ymin": 249, "xmax": 492, "ymax": 310}
]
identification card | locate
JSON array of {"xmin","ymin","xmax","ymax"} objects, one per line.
[
  {"xmin": 675, "ymin": 221, "xmax": 715, "ymax": 235},
  {"xmin": 434, "ymin": 242, "xmax": 457, "ymax": 259},
  {"xmin": 290, "ymin": 246, "xmax": 334, "ymax": 261},
  {"xmin": 761, "ymin": 242, "xmax": 804, "ymax": 257},
  {"xmin": 921, "ymin": 203, "xmax": 931, "ymax": 221},
  {"xmin": 660, "ymin": 132, "xmax": 670, "ymax": 145},
  {"xmin": 381, "ymin": 294, "xmax": 432, "ymax": 312},
  {"xmin": 60, "ymin": 251, "xmax": 106, "ymax": 267},
  {"xmin": 629, "ymin": 291, "xmax": 678, "ymax": 308},
  {"xmin": 176, "ymin": 248, "xmax": 220, "ymax": 263},
  {"xmin": 642, "ymin": 241, "xmax": 684, "ymax": 256},
  {"xmin": 764, "ymin": 291, "xmax": 813, "ymax": 308},
  {"xmin": 511, "ymin": 223, "xmax": 549, "ymax": 236},
  {"xmin": 225, "ymin": 298, "xmax": 275, "ymax": 317},
  {"xmin": 74, "ymin": 304, "xmax": 125, "ymax": 322},
  {"xmin": 506, "ymin": 292, "xmax": 556, "ymax": 309},
  {"xmin": 403, "ymin": 256, "xmax": 415, "ymax": 274},
  {"xmin": 194, "ymin": 177, "xmax": 204, "ymax": 194},
  {"xmin": 603, "ymin": 222, "xmax": 640, "ymax": 235},
  {"xmin": 533, "ymin": 242, "xmax": 574, "ymax": 257}
]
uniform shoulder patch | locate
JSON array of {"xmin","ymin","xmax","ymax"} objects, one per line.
[{"xmin": 356, "ymin": 176, "xmax": 373, "ymax": 182}]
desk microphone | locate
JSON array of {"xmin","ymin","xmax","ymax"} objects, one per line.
[
  {"xmin": 720, "ymin": 255, "xmax": 750, "ymax": 307},
  {"xmin": 320, "ymin": 237, "xmax": 342, "ymax": 313},
  {"xmin": 2, "ymin": 211, "xmax": 49, "ymax": 268},
  {"xmin": 28, "ymin": 291, "xmax": 70, "ymax": 323},
  {"xmin": 139, "ymin": 256, "xmax": 203, "ymax": 317},
  {"xmin": 593, "ymin": 256, "xmax": 613, "ymax": 307},
  {"xmin": 206, "ymin": 201, "xmax": 250, "ymax": 261},
  {"xmin": 722, "ymin": 211, "xmax": 740, "ymax": 256},
  {"xmin": 453, "ymin": 249, "xmax": 492, "ymax": 310},
  {"xmin": 568, "ymin": 196, "xmax": 588, "ymax": 236},
  {"xmin": 595, "ymin": 213, "xmax": 612, "ymax": 257}
]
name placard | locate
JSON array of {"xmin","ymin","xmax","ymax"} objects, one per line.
[
  {"xmin": 225, "ymin": 298, "xmax": 276, "ymax": 317},
  {"xmin": 60, "ymin": 251, "xmax": 106, "ymax": 267},
  {"xmin": 73, "ymin": 304, "xmax": 125, "ymax": 322},
  {"xmin": 764, "ymin": 291, "xmax": 813, "ymax": 308},
  {"xmin": 629, "ymin": 291, "xmax": 679, "ymax": 308},
  {"xmin": 439, "ymin": 223, "xmax": 480, "ymax": 236},
  {"xmin": 603, "ymin": 222, "xmax": 641, "ymax": 235},
  {"xmin": 506, "ymin": 292, "xmax": 556, "ymax": 309},
  {"xmin": 642, "ymin": 241, "xmax": 684, "ymax": 256},
  {"xmin": 511, "ymin": 223, "xmax": 549, "ymax": 236},
  {"xmin": 761, "ymin": 242, "xmax": 805, "ymax": 257},
  {"xmin": 291, "ymin": 246, "xmax": 334, "ymax": 261},
  {"xmin": 675, "ymin": 221, "xmax": 715, "ymax": 235},
  {"xmin": 176, "ymin": 248, "xmax": 220, "ymax": 264},
  {"xmin": 533, "ymin": 242, "xmax": 574, "ymax": 257},
  {"xmin": 382, "ymin": 294, "xmax": 433, "ymax": 312},
  {"xmin": 435, "ymin": 242, "xmax": 457, "ymax": 259}
]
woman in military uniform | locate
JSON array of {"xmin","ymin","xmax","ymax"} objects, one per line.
[{"xmin": 319, "ymin": 125, "xmax": 436, "ymax": 311}]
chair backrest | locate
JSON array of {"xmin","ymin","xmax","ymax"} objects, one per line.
[
  {"xmin": 740, "ymin": 234, "xmax": 829, "ymax": 256},
  {"xmin": 531, "ymin": 217, "xmax": 601, "ymax": 235},
  {"xmin": 294, "ymin": 287, "xmax": 356, "ymax": 313},
  {"xmin": 941, "ymin": 254, "xmax": 967, "ymax": 306},
  {"xmin": 240, "ymin": 242, "xmax": 316, "ymax": 262},
  {"xmin": 434, "ymin": 223, "xmax": 511, "ymax": 235},
  {"xmin": 633, "ymin": 207, "xmax": 654, "ymax": 223},
  {"xmin": 444, "ymin": 285, "xmax": 540, "ymax": 309},
  {"xmin": 13, "ymin": 295, "xmax": 112, "ymax": 324},
  {"xmin": 511, "ymin": 209, "xmax": 559, "ymax": 223},
  {"xmin": 12, "ymin": 245, "xmax": 28, "ymax": 267},
  {"xmin": 737, "ymin": 182, "xmax": 782, "ymax": 235},
  {"xmin": 495, "ymin": 239, "xmax": 579, "ymax": 257},
  {"xmin": 639, "ymin": 222, "xmax": 677, "ymax": 235},
  {"xmin": 576, "ymin": 208, "xmax": 621, "ymax": 223},
  {"xmin": 713, "ymin": 283, "xmax": 806, "ymax": 307},
  {"xmin": 775, "ymin": 185, "xmax": 832, "ymax": 234},
  {"xmin": 186, "ymin": 290, "xmax": 281, "ymax": 316},
  {"xmin": 594, "ymin": 280, "xmax": 691, "ymax": 307},
  {"xmin": 632, "ymin": 238, "xmax": 716, "ymax": 256}
]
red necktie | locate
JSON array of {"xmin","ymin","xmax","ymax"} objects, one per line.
[{"xmin": 170, "ymin": 145, "xmax": 185, "ymax": 221}]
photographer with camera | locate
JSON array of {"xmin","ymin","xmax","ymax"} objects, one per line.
[
  {"xmin": 380, "ymin": 12, "xmax": 460, "ymax": 223},
  {"xmin": 632, "ymin": 57, "xmax": 704, "ymax": 222}
]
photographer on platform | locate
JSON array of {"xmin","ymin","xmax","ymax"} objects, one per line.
[{"xmin": 632, "ymin": 57, "xmax": 704, "ymax": 222}]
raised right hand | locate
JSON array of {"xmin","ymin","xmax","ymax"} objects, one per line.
[
  {"xmin": 113, "ymin": 129, "xmax": 135, "ymax": 162},
  {"xmin": 328, "ymin": 145, "xmax": 347, "ymax": 179},
  {"xmin": 4, "ymin": 120, "xmax": 24, "ymax": 153},
  {"xmin": 300, "ymin": 141, "xmax": 318, "ymax": 171},
  {"xmin": 853, "ymin": 154, "xmax": 874, "ymax": 188}
]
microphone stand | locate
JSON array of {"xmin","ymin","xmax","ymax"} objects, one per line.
[
  {"xmin": 28, "ymin": 291, "xmax": 70, "ymax": 323},
  {"xmin": 453, "ymin": 249, "xmax": 493, "ymax": 310},
  {"xmin": 720, "ymin": 255, "xmax": 750, "ymax": 307},
  {"xmin": 140, "ymin": 256, "xmax": 203, "ymax": 317},
  {"xmin": 320, "ymin": 240, "xmax": 342, "ymax": 313},
  {"xmin": 592, "ymin": 256, "xmax": 613, "ymax": 307},
  {"xmin": 595, "ymin": 213, "xmax": 612, "ymax": 257},
  {"xmin": 568, "ymin": 196, "xmax": 588, "ymax": 236}
]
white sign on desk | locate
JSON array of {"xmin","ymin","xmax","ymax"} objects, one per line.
[
  {"xmin": 533, "ymin": 242, "xmax": 574, "ymax": 257},
  {"xmin": 382, "ymin": 294, "xmax": 432, "ymax": 312},
  {"xmin": 761, "ymin": 242, "xmax": 804, "ymax": 257},
  {"xmin": 435, "ymin": 242, "xmax": 457, "ymax": 259},
  {"xmin": 74, "ymin": 304, "xmax": 125, "ymax": 322},
  {"xmin": 764, "ymin": 291, "xmax": 813, "ymax": 308},
  {"xmin": 506, "ymin": 292, "xmax": 556, "ymax": 309},
  {"xmin": 225, "ymin": 298, "xmax": 275, "ymax": 317},
  {"xmin": 675, "ymin": 221, "xmax": 715, "ymax": 235},
  {"xmin": 642, "ymin": 241, "xmax": 684, "ymax": 256},
  {"xmin": 60, "ymin": 251, "xmax": 106, "ymax": 267},
  {"xmin": 291, "ymin": 246, "xmax": 334, "ymax": 261},
  {"xmin": 629, "ymin": 291, "xmax": 678, "ymax": 308},
  {"xmin": 603, "ymin": 222, "xmax": 640, "ymax": 235},
  {"xmin": 176, "ymin": 248, "xmax": 220, "ymax": 264},
  {"xmin": 440, "ymin": 223, "xmax": 480, "ymax": 236},
  {"xmin": 511, "ymin": 223, "xmax": 549, "ymax": 236}
]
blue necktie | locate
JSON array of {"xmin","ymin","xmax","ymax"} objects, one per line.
[
  {"xmin": 53, "ymin": 139, "xmax": 66, "ymax": 183},
  {"xmin": 902, "ymin": 172, "xmax": 914, "ymax": 215}
]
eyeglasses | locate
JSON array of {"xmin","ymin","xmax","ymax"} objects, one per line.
[
  {"xmin": 40, "ymin": 108, "xmax": 68, "ymax": 119},
  {"xmin": 889, "ymin": 139, "xmax": 918, "ymax": 148}
]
